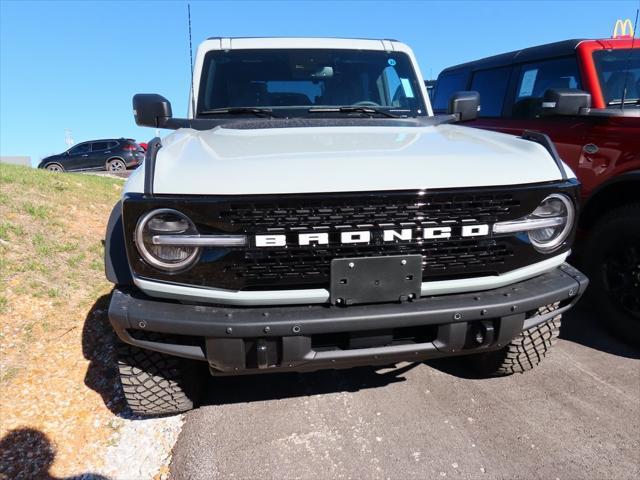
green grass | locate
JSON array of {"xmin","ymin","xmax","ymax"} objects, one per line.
[
  {"xmin": 0, "ymin": 163, "xmax": 123, "ymax": 313},
  {"xmin": 23, "ymin": 202, "xmax": 51, "ymax": 220}
]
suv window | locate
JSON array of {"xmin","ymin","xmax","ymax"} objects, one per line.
[
  {"xmin": 92, "ymin": 142, "xmax": 109, "ymax": 151},
  {"xmin": 68, "ymin": 143, "xmax": 91, "ymax": 155},
  {"xmin": 512, "ymin": 56, "xmax": 581, "ymax": 117},
  {"xmin": 198, "ymin": 49, "xmax": 427, "ymax": 116},
  {"xmin": 108, "ymin": 141, "xmax": 119, "ymax": 149},
  {"xmin": 470, "ymin": 67, "xmax": 511, "ymax": 117},
  {"xmin": 593, "ymin": 49, "xmax": 640, "ymax": 106},
  {"xmin": 433, "ymin": 70, "xmax": 468, "ymax": 112}
]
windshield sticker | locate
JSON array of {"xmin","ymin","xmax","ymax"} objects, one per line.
[
  {"xmin": 400, "ymin": 78, "xmax": 415, "ymax": 98},
  {"xmin": 519, "ymin": 69, "xmax": 538, "ymax": 97},
  {"xmin": 387, "ymin": 58, "xmax": 397, "ymax": 66}
]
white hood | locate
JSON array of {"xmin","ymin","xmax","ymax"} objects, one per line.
[{"xmin": 125, "ymin": 124, "xmax": 573, "ymax": 195}]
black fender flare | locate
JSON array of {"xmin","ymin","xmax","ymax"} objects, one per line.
[{"xmin": 105, "ymin": 201, "xmax": 133, "ymax": 285}]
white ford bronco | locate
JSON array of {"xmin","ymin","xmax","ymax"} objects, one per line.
[{"xmin": 105, "ymin": 38, "xmax": 588, "ymax": 415}]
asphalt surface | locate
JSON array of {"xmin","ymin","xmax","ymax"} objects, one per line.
[{"xmin": 170, "ymin": 302, "xmax": 640, "ymax": 480}]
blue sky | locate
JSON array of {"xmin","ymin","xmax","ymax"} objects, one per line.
[{"xmin": 1, "ymin": 0, "xmax": 637, "ymax": 163}]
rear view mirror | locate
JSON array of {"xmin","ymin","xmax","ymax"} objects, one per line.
[
  {"xmin": 448, "ymin": 91, "xmax": 480, "ymax": 121},
  {"xmin": 133, "ymin": 94, "xmax": 173, "ymax": 128},
  {"xmin": 542, "ymin": 88, "xmax": 591, "ymax": 116}
]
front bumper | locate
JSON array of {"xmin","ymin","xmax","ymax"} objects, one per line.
[{"xmin": 108, "ymin": 263, "xmax": 587, "ymax": 375}]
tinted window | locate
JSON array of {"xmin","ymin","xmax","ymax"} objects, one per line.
[
  {"xmin": 512, "ymin": 57, "xmax": 581, "ymax": 117},
  {"xmin": 108, "ymin": 141, "xmax": 119, "ymax": 149},
  {"xmin": 433, "ymin": 70, "xmax": 468, "ymax": 111},
  {"xmin": 470, "ymin": 67, "xmax": 511, "ymax": 117},
  {"xmin": 92, "ymin": 142, "xmax": 109, "ymax": 151},
  {"xmin": 198, "ymin": 49, "xmax": 427, "ymax": 116},
  {"xmin": 593, "ymin": 49, "xmax": 640, "ymax": 106},
  {"xmin": 68, "ymin": 143, "xmax": 91, "ymax": 155}
]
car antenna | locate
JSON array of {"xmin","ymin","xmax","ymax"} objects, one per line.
[
  {"xmin": 619, "ymin": 8, "xmax": 639, "ymax": 110},
  {"xmin": 187, "ymin": 3, "xmax": 196, "ymax": 126}
]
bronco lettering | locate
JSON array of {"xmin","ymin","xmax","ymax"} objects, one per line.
[{"xmin": 254, "ymin": 225, "xmax": 491, "ymax": 246}]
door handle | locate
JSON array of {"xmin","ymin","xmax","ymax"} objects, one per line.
[{"xmin": 82, "ymin": 154, "xmax": 89, "ymax": 157}]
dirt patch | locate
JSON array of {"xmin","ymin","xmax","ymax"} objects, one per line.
[{"xmin": 0, "ymin": 164, "xmax": 127, "ymax": 477}]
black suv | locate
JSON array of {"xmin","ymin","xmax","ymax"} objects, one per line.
[{"xmin": 38, "ymin": 138, "xmax": 145, "ymax": 173}]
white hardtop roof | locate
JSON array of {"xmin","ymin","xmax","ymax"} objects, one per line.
[{"xmin": 198, "ymin": 37, "xmax": 409, "ymax": 52}]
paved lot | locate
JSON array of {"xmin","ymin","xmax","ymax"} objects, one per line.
[{"xmin": 170, "ymin": 303, "xmax": 640, "ymax": 480}]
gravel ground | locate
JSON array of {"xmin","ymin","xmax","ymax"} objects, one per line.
[
  {"xmin": 170, "ymin": 303, "xmax": 640, "ymax": 479},
  {"xmin": 97, "ymin": 414, "xmax": 184, "ymax": 479}
]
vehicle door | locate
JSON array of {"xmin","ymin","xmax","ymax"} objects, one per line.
[
  {"xmin": 65, "ymin": 142, "xmax": 92, "ymax": 170},
  {"xmin": 89, "ymin": 141, "xmax": 110, "ymax": 169},
  {"xmin": 469, "ymin": 57, "xmax": 586, "ymax": 174}
]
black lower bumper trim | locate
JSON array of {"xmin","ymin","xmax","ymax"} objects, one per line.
[{"xmin": 108, "ymin": 263, "xmax": 587, "ymax": 373}]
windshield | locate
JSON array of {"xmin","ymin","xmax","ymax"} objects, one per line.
[
  {"xmin": 197, "ymin": 49, "xmax": 427, "ymax": 117},
  {"xmin": 593, "ymin": 48, "xmax": 640, "ymax": 106}
]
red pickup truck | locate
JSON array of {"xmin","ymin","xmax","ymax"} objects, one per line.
[{"xmin": 434, "ymin": 36, "xmax": 639, "ymax": 344}]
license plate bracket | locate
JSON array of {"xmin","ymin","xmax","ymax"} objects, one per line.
[{"xmin": 330, "ymin": 255, "xmax": 422, "ymax": 306}]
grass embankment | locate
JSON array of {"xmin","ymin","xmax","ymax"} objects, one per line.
[{"xmin": 0, "ymin": 164, "xmax": 124, "ymax": 477}]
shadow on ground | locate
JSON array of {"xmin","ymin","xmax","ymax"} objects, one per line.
[
  {"xmin": 200, "ymin": 362, "xmax": 420, "ymax": 406},
  {"xmin": 559, "ymin": 298, "xmax": 640, "ymax": 359},
  {"xmin": 0, "ymin": 428, "xmax": 109, "ymax": 480},
  {"xmin": 82, "ymin": 293, "xmax": 128, "ymax": 417}
]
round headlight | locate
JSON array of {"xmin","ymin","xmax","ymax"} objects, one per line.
[
  {"xmin": 528, "ymin": 194, "xmax": 575, "ymax": 252},
  {"xmin": 135, "ymin": 209, "xmax": 200, "ymax": 271}
]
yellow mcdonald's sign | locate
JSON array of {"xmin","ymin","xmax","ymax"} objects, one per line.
[{"xmin": 613, "ymin": 18, "xmax": 635, "ymax": 38}]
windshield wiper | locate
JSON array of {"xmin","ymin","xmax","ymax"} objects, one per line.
[
  {"xmin": 607, "ymin": 98, "xmax": 640, "ymax": 106},
  {"xmin": 308, "ymin": 106, "xmax": 403, "ymax": 118},
  {"xmin": 199, "ymin": 107, "xmax": 276, "ymax": 118}
]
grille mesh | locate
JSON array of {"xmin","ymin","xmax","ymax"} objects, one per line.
[
  {"xmin": 227, "ymin": 240, "xmax": 513, "ymax": 282},
  {"xmin": 219, "ymin": 193, "xmax": 520, "ymax": 230},
  {"xmin": 219, "ymin": 193, "xmax": 520, "ymax": 284}
]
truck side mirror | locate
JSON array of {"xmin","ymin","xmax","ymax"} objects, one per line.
[
  {"xmin": 448, "ymin": 91, "xmax": 480, "ymax": 121},
  {"xmin": 133, "ymin": 94, "xmax": 173, "ymax": 128},
  {"xmin": 542, "ymin": 88, "xmax": 591, "ymax": 116}
]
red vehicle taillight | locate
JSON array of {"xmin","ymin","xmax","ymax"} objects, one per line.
[{"xmin": 122, "ymin": 144, "xmax": 137, "ymax": 151}]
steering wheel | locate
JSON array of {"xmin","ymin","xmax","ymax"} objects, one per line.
[{"xmin": 352, "ymin": 101, "xmax": 381, "ymax": 107}]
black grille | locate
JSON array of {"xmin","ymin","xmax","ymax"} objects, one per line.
[
  {"xmin": 218, "ymin": 193, "xmax": 518, "ymax": 285},
  {"xmin": 219, "ymin": 192, "xmax": 520, "ymax": 230},
  {"xmin": 122, "ymin": 182, "xmax": 579, "ymax": 291},
  {"xmin": 228, "ymin": 240, "xmax": 513, "ymax": 283}
]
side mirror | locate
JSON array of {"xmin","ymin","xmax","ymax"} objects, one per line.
[
  {"xmin": 541, "ymin": 88, "xmax": 591, "ymax": 116},
  {"xmin": 132, "ymin": 94, "xmax": 173, "ymax": 128},
  {"xmin": 448, "ymin": 91, "xmax": 480, "ymax": 121}
]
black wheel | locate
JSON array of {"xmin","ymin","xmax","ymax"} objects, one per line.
[
  {"xmin": 45, "ymin": 163, "xmax": 64, "ymax": 173},
  {"xmin": 583, "ymin": 204, "xmax": 640, "ymax": 346},
  {"xmin": 469, "ymin": 312, "xmax": 561, "ymax": 376},
  {"xmin": 107, "ymin": 158, "xmax": 126, "ymax": 172},
  {"xmin": 117, "ymin": 338, "xmax": 204, "ymax": 416}
]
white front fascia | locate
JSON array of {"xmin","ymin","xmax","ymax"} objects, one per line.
[
  {"xmin": 189, "ymin": 37, "xmax": 433, "ymax": 117},
  {"xmin": 134, "ymin": 252, "xmax": 569, "ymax": 306}
]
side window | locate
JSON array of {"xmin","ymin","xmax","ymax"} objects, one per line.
[
  {"xmin": 92, "ymin": 142, "xmax": 109, "ymax": 151},
  {"xmin": 433, "ymin": 71, "xmax": 468, "ymax": 112},
  {"xmin": 68, "ymin": 143, "xmax": 91, "ymax": 155},
  {"xmin": 512, "ymin": 57, "xmax": 581, "ymax": 118},
  {"xmin": 470, "ymin": 67, "xmax": 511, "ymax": 117},
  {"xmin": 108, "ymin": 141, "xmax": 119, "ymax": 149}
]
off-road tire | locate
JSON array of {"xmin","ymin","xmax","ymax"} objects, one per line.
[
  {"xmin": 117, "ymin": 340, "xmax": 204, "ymax": 416},
  {"xmin": 471, "ymin": 313, "xmax": 561, "ymax": 376},
  {"xmin": 582, "ymin": 203, "xmax": 640, "ymax": 347}
]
